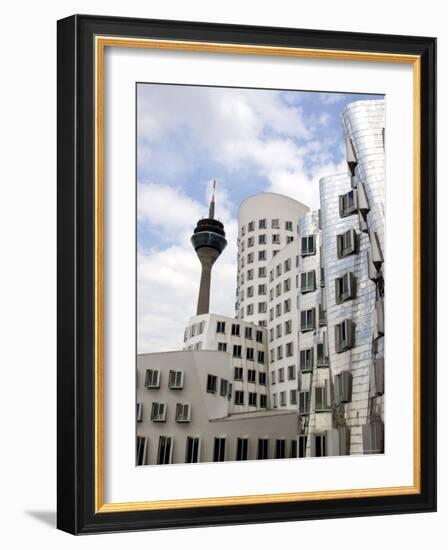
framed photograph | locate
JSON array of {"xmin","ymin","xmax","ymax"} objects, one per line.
[{"xmin": 57, "ymin": 14, "xmax": 436, "ymax": 534}]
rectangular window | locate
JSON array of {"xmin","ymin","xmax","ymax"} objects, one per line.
[
  {"xmin": 317, "ymin": 336, "xmax": 329, "ymax": 367},
  {"xmin": 234, "ymin": 390, "xmax": 244, "ymax": 405},
  {"xmin": 216, "ymin": 321, "xmax": 226, "ymax": 334},
  {"xmin": 275, "ymin": 439, "xmax": 286, "ymax": 458},
  {"xmin": 136, "ymin": 402, "xmax": 143, "ymax": 422},
  {"xmin": 285, "ymin": 221, "xmax": 293, "ymax": 231},
  {"xmin": 334, "ymin": 370, "xmax": 353, "ymax": 405},
  {"xmin": 258, "ymin": 267, "xmax": 266, "ymax": 278},
  {"xmin": 272, "ymin": 393, "xmax": 278, "ymax": 407},
  {"xmin": 185, "ymin": 437, "xmax": 200, "ymax": 463},
  {"xmin": 298, "ymin": 435, "xmax": 307, "ymax": 458},
  {"xmin": 144, "ymin": 369, "xmax": 160, "ymax": 389},
  {"xmin": 290, "ymin": 389, "xmax": 297, "ymax": 405},
  {"xmin": 213, "ymin": 437, "xmax": 226, "ymax": 462},
  {"xmin": 236, "ymin": 438, "xmax": 249, "ymax": 460},
  {"xmin": 300, "ymin": 308, "xmax": 316, "ymax": 332},
  {"xmin": 272, "ymin": 233, "xmax": 280, "ymax": 244},
  {"xmin": 275, "ymin": 303, "xmax": 282, "ymax": 317},
  {"xmin": 301, "ymin": 235, "xmax": 315, "ymax": 256},
  {"xmin": 284, "ymin": 278, "xmax": 291, "ymax": 292},
  {"xmin": 258, "ymin": 250, "xmax": 266, "ymax": 261},
  {"xmin": 298, "ymin": 391, "xmax": 310, "ymax": 415},
  {"xmin": 231, "ymin": 323, "xmax": 240, "ymax": 336},
  {"xmin": 300, "ymin": 348, "xmax": 314, "ymax": 372},
  {"xmin": 278, "ymin": 367, "xmax": 285, "ymax": 382},
  {"xmin": 275, "ymin": 283, "xmax": 281, "ymax": 297},
  {"xmin": 259, "ymin": 218, "xmax": 267, "ymax": 229},
  {"xmin": 168, "ymin": 369, "xmax": 184, "ymax": 389},
  {"xmin": 284, "ymin": 258, "xmax": 291, "ymax": 272},
  {"xmin": 335, "ymin": 272, "xmax": 356, "ymax": 304},
  {"xmin": 276, "ymin": 324, "xmax": 282, "ymax": 338},
  {"xmin": 271, "ymin": 370, "xmax": 276, "ymax": 385},
  {"xmin": 220, "ymin": 378, "xmax": 228, "ymax": 396},
  {"xmin": 260, "ymin": 394, "xmax": 267, "ymax": 408},
  {"xmin": 157, "ymin": 436, "xmax": 172, "ymax": 465},
  {"xmin": 369, "ymin": 357, "xmax": 385, "ymax": 397},
  {"xmin": 228, "ymin": 383, "xmax": 233, "ymax": 401},
  {"xmin": 315, "ymin": 382, "xmax": 330, "ymax": 411},
  {"xmin": 313, "ymin": 434, "xmax": 326, "ymax": 457},
  {"xmin": 246, "ymin": 347, "xmax": 254, "ymax": 361},
  {"xmin": 151, "ymin": 402, "xmax": 166, "ymax": 422},
  {"xmin": 336, "ymin": 228, "xmax": 357, "ymax": 258},
  {"xmin": 287, "ymin": 364, "xmax": 296, "ymax": 380},
  {"xmin": 248, "ymin": 221, "xmax": 255, "ymax": 232},
  {"xmin": 301, "ymin": 270, "xmax": 316, "ymax": 293},
  {"xmin": 280, "ymin": 391, "xmax": 286, "ymax": 406},
  {"xmin": 249, "ymin": 392, "xmax": 257, "ymax": 406},
  {"xmin": 270, "ymin": 349, "xmax": 275, "ymax": 363},
  {"xmin": 258, "ymin": 234, "xmax": 266, "ymax": 245},
  {"xmin": 136, "ymin": 436, "xmax": 147, "ymax": 465},
  {"xmin": 269, "ymin": 289, "xmax": 274, "ymax": 302},
  {"xmin": 258, "ymin": 301, "xmax": 267, "ymax": 314},
  {"xmin": 233, "ymin": 345, "xmax": 242, "ymax": 358},
  {"xmin": 247, "ymin": 269, "xmax": 254, "ymax": 280},
  {"xmin": 257, "ymin": 350, "xmax": 265, "ymax": 364},
  {"xmin": 286, "ymin": 342, "xmax": 293, "ymax": 357},
  {"xmin": 276, "ymin": 264, "xmax": 282, "ymax": 277},
  {"xmin": 217, "ymin": 342, "xmax": 227, "ymax": 352},
  {"xmin": 258, "ymin": 284, "xmax": 266, "ymax": 295},
  {"xmin": 287, "ymin": 235, "xmax": 294, "ymax": 244},
  {"xmin": 248, "ymin": 236, "xmax": 254, "ymax": 248},
  {"xmin": 259, "ymin": 372, "xmax": 267, "ymax": 385},
  {"xmin": 248, "ymin": 369, "xmax": 256, "ymax": 383},
  {"xmin": 277, "ymin": 345, "xmax": 283, "ymax": 360},
  {"xmin": 290, "ymin": 439, "xmax": 298, "ymax": 458},
  {"xmin": 257, "ymin": 438, "xmax": 269, "ymax": 459},
  {"xmin": 247, "ymin": 252, "xmax": 254, "ymax": 264},
  {"xmin": 271, "ymin": 218, "xmax": 280, "ymax": 229},
  {"xmin": 256, "ymin": 330, "xmax": 263, "ymax": 343},
  {"xmin": 245, "ymin": 326, "xmax": 253, "ymax": 340},
  {"xmin": 284, "ymin": 298, "xmax": 291, "ymax": 313},
  {"xmin": 335, "ymin": 319, "xmax": 355, "ymax": 353},
  {"xmin": 175, "ymin": 403, "xmax": 191, "ymax": 422},
  {"xmin": 247, "ymin": 286, "xmax": 254, "ymax": 298},
  {"xmin": 206, "ymin": 374, "xmax": 217, "ymax": 393},
  {"xmin": 234, "ymin": 367, "xmax": 243, "ymax": 381},
  {"xmin": 284, "ymin": 320, "xmax": 292, "ymax": 334},
  {"xmin": 269, "ymin": 269, "xmax": 274, "ymax": 282},
  {"xmin": 247, "ymin": 304, "xmax": 254, "ymax": 315},
  {"xmin": 339, "ymin": 189, "xmax": 358, "ymax": 217}
]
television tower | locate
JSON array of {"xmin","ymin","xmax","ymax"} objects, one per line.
[{"xmin": 191, "ymin": 180, "xmax": 227, "ymax": 315}]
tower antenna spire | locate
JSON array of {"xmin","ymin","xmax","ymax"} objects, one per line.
[{"xmin": 209, "ymin": 179, "xmax": 216, "ymax": 219}]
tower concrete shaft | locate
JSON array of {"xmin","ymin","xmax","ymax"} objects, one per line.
[{"xmin": 196, "ymin": 247, "xmax": 221, "ymax": 315}]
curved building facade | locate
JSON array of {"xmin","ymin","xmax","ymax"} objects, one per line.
[{"xmin": 236, "ymin": 193, "xmax": 308, "ymax": 327}]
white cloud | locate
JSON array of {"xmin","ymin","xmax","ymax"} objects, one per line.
[{"xmin": 137, "ymin": 85, "xmax": 350, "ymax": 352}]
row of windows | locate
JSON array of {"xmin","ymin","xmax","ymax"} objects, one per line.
[
  {"xmin": 271, "ymin": 389, "xmax": 297, "ymax": 407},
  {"xmin": 270, "ymin": 364, "xmax": 296, "ymax": 384},
  {"xmin": 241, "ymin": 219, "xmax": 295, "ymax": 235},
  {"xmin": 184, "ymin": 321, "xmax": 205, "ymax": 341},
  {"xmin": 268, "ymin": 319, "xmax": 293, "ymax": 341},
  {"xmin": 216, "ymin": 321, "xmax": 263, "ymax": 342},
  {"xmin": 241, "ymin": 233, "xmax": 295, "ymax": 250},
  {"xmin": 136, "ymin": 401, "xmax": 192, "ymax": 423},
  {"xmin": 239, "ymin": 266, "xmax": 267, "ymax": 284},
  {"xmin": 136, "ymin": 435, "xmax": 309, "ymax": 466},
  {"xmin": 144, "ymin": 369, "xmax": 184, "ymax": 390},
  {"xmin": 233, "ymin": 367, "xmax": 267, "ymax": 385},
  {"xmin": 216, "ymin": 342, "xmax": 265, "ymax": 363},
  {"xmin": 239, "ymin": 302, "xmax": 267, "ymax": 317},
  {"xmin": 268, "ymin": 342, "xmax": 294, "ymax": 362},
  {"xmin": 268, "ymin": 258, "xmax": 292, "ymax": 282},
  {"xmin": 238, "ymin": 241, "xmax": 294, "ymax": 268},
  {"xmin": 297, "ymin": 384, "xmax": 331, "ymax": 415},
  {"xmin": 268, "ymin": 299, "xmax": 292, "ymax": 320}
]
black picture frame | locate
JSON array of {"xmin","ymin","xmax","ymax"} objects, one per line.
[{"xmin": 57, "ymin": 14, "xmax": 436, "ymax": 534}]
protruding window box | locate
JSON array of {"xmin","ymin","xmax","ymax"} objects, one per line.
[
  {"xmin": 336, "ymin": 228, "xmax": 358, "ymax": 258},
  {"xmin": 168, "ymin": 369, "xmax": 184, "ymax": 389},
  {"xmin": 357, "ymin": 181, "xmax": 370, "ymax": 213},
  {"xmin": 144, "ymin": 369, "xmax": 160, "ymax": 389},
  {"xmin": 316, "ymin": 342, "xmax": 330, "ymax": 367},
  {"xmin": 301, "ymin": 235, "xmax": 316, "ymax": 256},
  {"xmin": 335, "ymin": 319, "xmax": 355, "ymax": 353},
  {"xmin": 175, "ymin": 403, "xmax": 191, "ymax": 423},
  {"xmin": 362, "ymin": 419, "xmax": 384, "ymax": 454},
  {"xmin": 326, "ymin": 427, "xmax": 350, "ymax": 456},
  {"xmin": 375, "ymin": 297, "xmax": 385, "ymax": 337},
  {"xmin": 335, "ymin": 271, "xmax": 356, "ymax": 304},
  {"xmin": 318, "ymin": 303, "xmax": 327, "ymax": 326},
  {"xmin": 298, "ymin": 390, "xmax": 310, "ymax": 415},
  {"xmin": 300, "ymin": 308, "xmax": 316, "ymax": 332},
  {"xmin": 369, "ymin": 230, "xmax": 384, "ymax": 269},
  {"xmin": 151, "ymin": 402, "xmax": 166, "ymax": 422},
  {"xmin": 334, "ymin": 371, "xmax": 353, "ymax": 405},
  {"xmin": 300, "ymin": 270, "xmax": 316, "ymax": 293},
  {"xmin": 369, "ymin": 357, "xmax": 385, "ymax": 397},
  {"xmin": 299, "ymin": 348, "xmax": 313, "ymax": 372},
  {"xmin": 314, "ymin": 383, "xmax": 331, "ymax": 412},
  {"xmin": 339, "ymin": 189, "xmax": 358, "ymax": 218},
  {"xmin": 310, "ymin": 433, "xmax": 327, "ymax": 457}
]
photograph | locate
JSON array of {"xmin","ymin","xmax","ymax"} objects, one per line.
[{"xmin": 136, "ymin": 84, "xmax": 386, "ymax": 466}]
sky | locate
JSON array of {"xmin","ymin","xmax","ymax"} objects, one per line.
[{"xmin": 137, "ymin": 83, "xmax": 382, "ymax": 353}]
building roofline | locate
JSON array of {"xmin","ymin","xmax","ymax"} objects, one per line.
[{"xmin": 237, "ymin": 191, "xmax": 310, "ymax": 217}]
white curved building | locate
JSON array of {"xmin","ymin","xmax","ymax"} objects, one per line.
[{"xmin": 236, "ymin": 193, "xmax": 309, "ymax": 327}]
